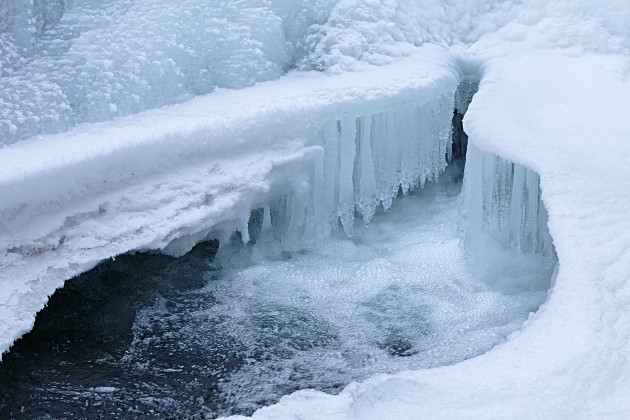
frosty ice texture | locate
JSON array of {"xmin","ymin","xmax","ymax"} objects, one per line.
[
  {"xmin": 463, "ymin": 144, "xmax": 554, "ymax": 257},
  {"xmin": 0, "ymin": 0, "xmax": 535, "ymax": 146},
  {"xmin": 253, "ymin": 93, "xmax": 454, "ymax": 248},
  {"xmin": 0, "ymin": 0, "xmax": 320, "ymax": 144}
]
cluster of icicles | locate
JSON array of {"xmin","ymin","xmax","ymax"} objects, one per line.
[
  {"xmin": 463, "ymin": 145, "xmax": 554, "ymax": 256},
  {"xmin": 208, "ymin": 79, "xmax": 553, "ymax": 258},
  {"xmin": 247, "ymin": 91, "xmax": 453, "ymax": 251}
]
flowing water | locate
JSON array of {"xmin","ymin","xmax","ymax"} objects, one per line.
[{"xmin": 0, "ymin": 165, "xmax": 554, "ymax": 419}]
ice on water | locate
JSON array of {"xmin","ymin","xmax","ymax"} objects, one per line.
[
  {"xmin": 118, "ymin": 87, "xmax": 557, "ymax": 415},
  {"xmin": 0, "ymin": 65, "xmax": 559, "ymax": 416},
  {"xmin": 121, "ymin": 171, "xmax": 553, "ymax": 417}
]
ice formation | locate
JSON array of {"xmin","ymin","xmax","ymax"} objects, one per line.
[
  {"xmin": 286, "ymin": 92, "xmax": 453, "ymax": 241},
  {"xmin": 1, "ymin": 0, "xmax": 630, "ymax": 418},
  {"xmin": 0, "ymin": 0, "xmax": 325, "ymax": 144},
  {"xmin": 463, "ymin": 145, "xmax": 554, "ymax": 257}
]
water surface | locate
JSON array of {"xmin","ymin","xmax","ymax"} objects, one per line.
[{"xmin": 0, "ymin": 173, "xmax": 554, "ymax": 418}]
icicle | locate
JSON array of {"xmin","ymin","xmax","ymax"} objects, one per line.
[
  {"xmin": 537, "ymin": 194, "xmax": 554, "ymax": 256},
  {"xmin": 463, "ymin": 144, "xmax": 555, "ymax": 259},
  {"xmin": 261, "ymin": 90, "xmax": 466, "ymax": 247},
  {"xmin": 481, "ymin": 152, "xmax": 496, "ymax": 227},
  {"xmin": 398, "ymin": 107, "xmax": 417, "ymax": 193},
  {"xmin": 509, "ymin": 164, "xmax": 526, "ymax": 249},
  {"xmin": 462, "ymin": 144, "xmax": 484, "ymax": 248},
  {"xmin": 310, "ymin": 145, "xmax": 328, "ymax": 239},
  {"xmin": 269, "ymin": 195, "xmax": 289, "ymax": 242},
  {"xmin": 285, "ymin": 179, "xmax": 311, "ymax": 248},
  {"xmin": 338, "ymin": 116, "xmax": 357, "ymax": 235},
  {"xmin": 237, "ymin": 204, "xmax": 252, "ymax": 244},
  {"xmin": 415, "ymin": 104, "xmax": 432, "ymax": 187},
  {"xmin": 358, "ymin": 116, "xmax": 378, "ymax": 223},
  {"xmin": 384, "ymin": 110, "xmax": 400, "ymax": 209},
  {"xmin": 437, "ymin": 93, "xmax": 454, "ymax": 172},
  {"xmin": 255, "ymin": 204, "xmax": 273, "ymax": 244},
  {"xmin": 524, "ymin": 169, "xmax": 540, "ymax": 252},
  {"xmin": 322, "ymin": 121, "xmax": 340, "ymax": 231},
  {"xmin": 372, "ymin": 112, "xmax": 389, "ymax": 207}
]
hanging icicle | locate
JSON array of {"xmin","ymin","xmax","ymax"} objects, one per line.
[{"xmin": 462, "ymin": 144, "xmax": 554, "ymax": 257}]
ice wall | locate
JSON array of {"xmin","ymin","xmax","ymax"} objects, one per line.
[
  {"xmin": 247, "ymin": 93, "xmax": 454, "ymax": 251},
  {"xmin": 0, "ymin": 49, "xmax": 558, "ymax": 359},
  {"xmin": 260, "ymin": 78, "xmax": 555, "ymax": 262},
  {"xmin": 462, "ymin": 144, "xmax": 555, "ymax": 257},
  {"xmin": 0, "ymin": 0, "xmax": 322, "ymax": 145},
  {"xmin": 0, "ymin": 46, "xmax": 463, "ymax": 357}
]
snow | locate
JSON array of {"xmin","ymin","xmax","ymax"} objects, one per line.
[
  {"xmin": 0, "ymin": 0, "xmax": 323, "ymax": 144},
  {"xmin": 2, "ymin": 0, "xmax": 630, "ymax": 418}
]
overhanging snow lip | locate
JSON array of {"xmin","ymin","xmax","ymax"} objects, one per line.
[
  {"xmin": 0, "ymin": 45, "xmax": 461, "ymax": 359},
  {"xmin": 0, "ymin": 46, "xmax": 459, "ymax": 217}
]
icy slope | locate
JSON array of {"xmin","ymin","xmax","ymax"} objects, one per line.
[
  {"xmin": 227, "ymin": 47, "xmax": 630, "ymax": 420},
  {"xmin": 0, "ymin": 45, "xmax": 460, "ymax": 358}
]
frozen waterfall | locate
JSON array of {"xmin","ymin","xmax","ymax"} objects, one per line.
[
  {"xmin": 2, "ymin": 0, "xmax": 629, "ymax": 417},
  {"xmin": 0, "ymin": 56, "xmax": 557, "ymax": 360},
  {"xmin": 463, "ymin": 144, "xmax": 554, "ymax": 257},
  {"xmin": 268, "ymin": 92, "xmax": 454, "ymax": 247}
]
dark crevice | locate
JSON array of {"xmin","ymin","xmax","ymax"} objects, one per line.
[{"xmin": 451, "ymin": 109, "xmax": 468, "ymax": 162}]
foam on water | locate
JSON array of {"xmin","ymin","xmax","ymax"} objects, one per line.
[
  {"xmin": 0, "ymin": 166, "xmax": 554, "ymax": 418},
  {"xmin": 199, "ymin": 173, "xmax": 552, "ymax": 415}
]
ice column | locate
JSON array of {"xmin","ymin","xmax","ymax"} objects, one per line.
[
  {"xmin": 462, "ymin": 144, "xmax": 554, "ymax": 257},
  {"xmin": 315, "ymin": 93, "xmax": 454, "ymax": 236},
  {"xmin": 240, "ymin": 92, "xmax": 456, "ymax": 248}
]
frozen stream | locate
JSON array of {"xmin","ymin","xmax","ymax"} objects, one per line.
[{"xmin": 0, "ymin": 165, "xmax": 554, "ymax": 418}]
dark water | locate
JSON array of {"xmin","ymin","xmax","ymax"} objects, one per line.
[
  {"xmin": 0, "ymin": 232, "xmax": 362, "ymax": 419},
  {"xmin": 0, "ymin": 154, "xmax": 552, "ymax": 419},
  {"xmin": 0, "ymin": 241, "xmax": 240, "ymax": 418}
]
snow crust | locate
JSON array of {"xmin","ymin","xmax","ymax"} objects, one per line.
[
  {"xmin": 2, "ymin": 0, "xmax": 630, "ymax": 418},
  {"xmin": 0, "ymin": 0, "xmax": 324, "ymax": 144}
]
